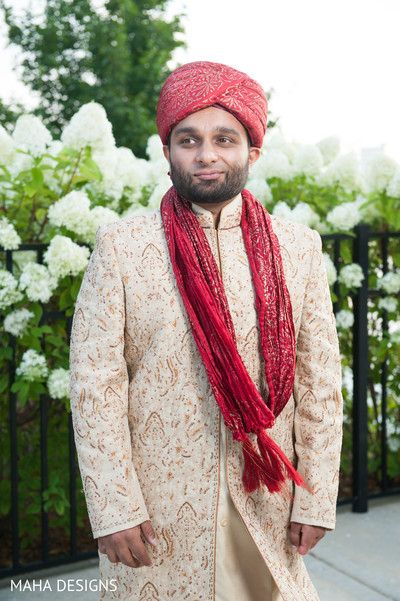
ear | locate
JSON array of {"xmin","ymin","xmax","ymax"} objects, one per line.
[
  {"xmin": 163, "ymin": 145, "xmax": 170, "ymax": 164},
  {"xmin": 248, "ymin": 147, "xmax": 261, "ymax": 171}
]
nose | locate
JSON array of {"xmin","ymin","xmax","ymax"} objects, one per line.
[{"xmin": 196, "ymin": 140, "xmax": 218, "ymax": 165}]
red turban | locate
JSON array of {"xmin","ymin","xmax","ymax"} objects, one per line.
[{"xmin": 156, "ymin": 61, "xmax": 268, "ymax": 148}]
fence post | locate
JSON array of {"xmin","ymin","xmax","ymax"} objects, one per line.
[{"xmin": 352, "ymin": 224, "xmax": 369, "ymax": 512}]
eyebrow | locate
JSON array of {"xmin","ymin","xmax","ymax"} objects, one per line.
[{"xmin": 172, "ymin": 125, "xmax": 242, "ymax": 138}]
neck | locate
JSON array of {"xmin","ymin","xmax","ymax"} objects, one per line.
[{"xmin": 191, "ymin": 197, "xmax": 237, "ymax": 228}]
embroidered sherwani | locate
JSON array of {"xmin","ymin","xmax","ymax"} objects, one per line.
[{"xmin": 69, "ymin": 195, "xmax": 343, "ymax": 601}]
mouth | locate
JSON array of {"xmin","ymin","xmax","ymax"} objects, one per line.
[{"xmin": 193, "ymin": 170, "xmax": 224, "ymax": 181}]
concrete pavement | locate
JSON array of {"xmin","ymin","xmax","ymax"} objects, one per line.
[
  {"xmin": 305, "ymin": 495, "xmax": 399, "ymax": 601},
  {"xmin": 1, "ymin": 495, "xmax": 399, "ymax": 600}
]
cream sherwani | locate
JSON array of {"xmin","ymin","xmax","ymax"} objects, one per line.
[{"xmin": 69, "ymin": 195, "xmax": 343, "ymax": 601}]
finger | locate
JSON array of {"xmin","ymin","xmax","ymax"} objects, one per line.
[
  {"xmin": 298, "ymin": 526, "xmax": 324, "ymax": 555},
  {"xmin": 105, "ymin": 550, "xmax": 119, "ymax": 564},
  {"xmin": 307, "ymin": 528, "xmax": 326, "ymax": 552},
  {"xmin": 117, "ymin": 547, "xmax": 145, "ymax": 569},
  {"xmin": 289, "ymin": 522, "xmax": 302, "ymax": 552},
  {"xmin": 141, "ymin": 520, "xmax": 159, "ymax": 547},
  {"xmin": 129, "ymin": 540, "xmax": 153, "ymax": 567},
  {"xmin": 98, "ymin": 543, "xmax": 107, "ymax": 555}
]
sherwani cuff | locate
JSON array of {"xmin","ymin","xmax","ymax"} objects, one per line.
[
  {"xmin": 92, "ymin": 508, "xmax": 150, "ymax": 539},
  {"xmin": 289, "ymin": 508, "xmax": 336, "ymax": 531}
]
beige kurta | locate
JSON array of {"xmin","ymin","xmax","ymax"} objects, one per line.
[
  {"xmin": 215, "ymin": 425, "xmax": 283, "ymax": 601},
  {"xmin": 69, "ymin": 195, "xmax": 343, "ymax": 601}
]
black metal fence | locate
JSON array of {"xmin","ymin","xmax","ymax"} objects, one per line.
[
  {"xmin": 1, "ymin": 225, "xmax": 400, "ymax": 577},
  {"xmin": 1, "ymin": 244, "xmax": 97, "ymax": 579},
  {"xmin": 322, "ymin": 224, "xmax": 400, "ymax": 512}
]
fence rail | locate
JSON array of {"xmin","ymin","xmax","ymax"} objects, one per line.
[{"xmin": 1, "ymin": 225, "xmax": 400, "ymax": 577}]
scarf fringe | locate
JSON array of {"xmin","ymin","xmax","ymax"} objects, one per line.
[{"xmin": 242, "ymin": 431, "xmax": 309, "ymax": 494}]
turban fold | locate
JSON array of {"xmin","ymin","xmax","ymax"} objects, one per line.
[{"xmin": 156, "ymin": 61, "xmax": 268, "ymax": 148}]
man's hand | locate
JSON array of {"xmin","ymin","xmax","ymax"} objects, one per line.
[
  {"xmin": 289, "ymin": 522, "xmax": 325, "ymax": 555},
  {"xmin": 98, "ymin": 520, "xmax": 158, "ymax": 568}
]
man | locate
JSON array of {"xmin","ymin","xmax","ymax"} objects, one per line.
[{"xmin": 69, "ymin": 61, "xmax": 343, "ymax": 601}]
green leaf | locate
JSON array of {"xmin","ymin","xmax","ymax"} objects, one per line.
[
  {"xmin": 0, "ymin": 377, "xmax": 9, "ymax": 394},
  {"xmin": 11, "ymin": 381, "xmax": 23, "ymax": 393},
  {"xmin": 46, "ymin": 335, "xmax": 65, "ymax": 347},
  {"xmin": 35, "ymin": 207, "xmax": 47, "ymax": 221},
  {"xmin": 41, "ymin": 325, "xmax": 54, "ymax": 334},
  {"xmin": 18, "ymin": 381, "xmax": 31, "ymax": 406},
  {"xmin": 30, "ymin": 303, "xmax": 43, "ymax": 324},
  {"xmin": 59, "ymin": 288, "xmax": 72, "ymax": 311},
  {"xmin": 31, "ymin": 326, "xmax": 44, "ymax": 337},
  {"xmin": 0, "ymin": 347, "xmax": 13, "ymax": 360},
  {"xmin": 24, "ymin": 167, "xmax": 44, "ymax": 197},
  {"xmin": 70, "ymin": 278, "xmax": 81, "ymax": 301}
]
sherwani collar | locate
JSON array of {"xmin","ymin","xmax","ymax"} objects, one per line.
[{"xmin": 190, "ymin": 195, "xmax": 242, "ymax": 230}]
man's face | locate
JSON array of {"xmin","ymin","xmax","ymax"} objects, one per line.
[{"xmin": 163, "ymin": 107, "xmax": 260, "ymax": 205}]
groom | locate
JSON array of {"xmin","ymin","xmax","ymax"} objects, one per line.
[{"xmin": 70, "ymin": 61, "xmax": 342, "ymax": 601}]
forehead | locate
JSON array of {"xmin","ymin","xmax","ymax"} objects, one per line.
[{"xmin": 170, "ymin": 106, "xmax": 248, "ymax": 138}]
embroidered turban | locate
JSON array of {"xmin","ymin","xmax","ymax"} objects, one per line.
[{"xmin": 156, "ymin": 61, "xmax": 268, "ymax": 148}]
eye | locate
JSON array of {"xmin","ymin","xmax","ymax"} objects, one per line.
[
  {"xmin": 217, "ymin": 137, "xmax": 233, "ymax": 144},
  {"xmin": 180, "ymin": 137, "xmax": 197, "ymax": 146}
]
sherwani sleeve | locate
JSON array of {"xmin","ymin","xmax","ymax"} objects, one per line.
[
  {"xmin": 69, "ymin": 224, "xmax": 149, "ymax": 539},
  {"xmin": 291, "ymin": 229, "xmax": 343, "ymax": 530}
]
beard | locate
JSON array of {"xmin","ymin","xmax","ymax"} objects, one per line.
[{"xmin": 169, "ymin": 158, "xmax": 250, "ymax": 204}]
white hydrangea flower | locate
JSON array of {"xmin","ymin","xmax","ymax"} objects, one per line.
[
  {"xmin": 147, "ymin": 174, "xmax": 172, "ymax": 209},
  {"xmin": 47, "ymin": 367, "xmax": 70, "ymax": 400},
  {"xmin": 272, "ymin": 201, "xmax": 320, "ymax": 229},
  {"xmin": 291, "ymin": 202, "xmax": 321, "ymax": 228},
  {"xmin": 293, "ymin": 145, "xmax": 323, "ymax": 177},
  {"xmin": 0, "ymin": 124, "xmax": 16, "ymax": 164},
  {"xmin": 121, "ymin": 203, "xmax": 150, "ymax": 218},
  {"xmin": 147, "ymin": 158, "xmax": 171, "ymax": 188},
  {"xmin": 317, "ymin": 152, "xmax": 362, "ymax": 192},
  {"xmin": 8, "ymin": 152, "xmax": 35, "ymax": 177},
  {"xmin": 251, "ymin": 150, "xmax": 293, "ymax": 181},
  {"xmin": 12, "ymin": 250, "xmax": 37, "ymax": 273},
  {"xmin": 44, "ymin": 235, "xmax": 90, "ymax": 280},
  {"xmin": 86, "ymin": 206, "xmax": 119, "ymax": 244},
  {"xmin": 115, "ymin": 148, "xmax": 152, "ymax": 194},
  {"xmin": 377, "ymin": 272, "xmax": 400, "ymax": 294},
  {"xmin": 335, "ymin": 309, "xmax": 354, "ymax": 330},
  {"xmin": 317, "ymin": 136, "xmax": 340, "ymax": 164},
  {"xmin": 386, "ymin": 168, "xmax": 400, "ymax": 198},
  {"xmin": 146, "ymin": 134, "xmax": 165, "ymax": 162},
  {"xmin": 4, "ymin": 308, "xmax": 35, "ymax": 337},
  {"xmin": 378, "ymin": 297, "xmax": 398, "ymax": 313},
  {"xmin": 19, "ymin": 263, "xmax": 57, "ymax": 303},
  {"xmin": 12, "ymin": 115, "xmax": 52, "ymax": 157},
  {"xmin": 47, "ymin": 140, "xmax": 64, "ymax": 158},
  {"xmin": 272, "ymin": 201, "xmax": 292, "ymax": 221},
  {"xmin": 339, "ymin": 263, "xmax": 365, "ymax": 288},
  {"xmin": 16, "ymin": 349, "xmax": 48, "ymax": 381},
  {"xmin": 387, "ymin": 436, "xmax": 400, "ymax": 452},
  {"xmin": 365, "ymin": 152, "xmax": 398, "ymax": 193},
  {"xmin": 92, "ymin": 146, "xmax": 125, "ymax": 201},
  {"xmin": 0, "ymin": 269, "xmax": 23, "ymax": 310},
  {"xmin": 48, "ymin": 190, "xmax": 91, "ymax": 232},
  {"xmin": 264, "ymin": 134, "xmax": 297, "ymax": 162},
  {"xmin": 323, "ymin": 253, "xmax": 337, "ymax": 286},
  {"xmin": 245, "ymin": 178, "xmax": 273, "ymax": 204},
  {"xmin": 390, "ymin": 329, "xmax": 400, "ymax": 346},
  {"xmin": 61, "ymin": 102, "xmax": 115, "ymax": 152},
  {"xmin": 0, "ymin": 217, "xmax": 21, "ymax": 250},
  {"xmin": 326, "ymin": 199, "xmax": 364, "ymax": 232}
]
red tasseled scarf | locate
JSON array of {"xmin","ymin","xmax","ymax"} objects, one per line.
[{"xmin": 161, "ymin": 187, "xmax": 306, "ymax": 494}]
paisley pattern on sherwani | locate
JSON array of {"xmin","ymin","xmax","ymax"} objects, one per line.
[{"xmin": 69, "ymin": 196, "xmax": 343, "ymax": 601}]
